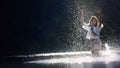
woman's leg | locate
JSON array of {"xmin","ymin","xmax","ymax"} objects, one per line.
[{"xmin": 90, "ymin": 39, "xmax": 102, "ymax": 56}]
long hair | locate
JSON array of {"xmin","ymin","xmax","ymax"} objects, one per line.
[{"xmin": 88, "ymin": 16, "xmax": 100, "ymax": 26}]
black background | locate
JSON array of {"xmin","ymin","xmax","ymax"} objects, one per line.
[{"xmin": 2, "ymin": 0, "xmax": 120, "ymax": 56}]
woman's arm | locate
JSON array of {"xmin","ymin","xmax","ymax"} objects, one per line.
[
  {"xmin": 97, "ymin": 16, "xmax": 104, "ymax": 28},
  {"xmin": 97, "ymin": 16, "xmax": 102, "ymax": 27},
  {"xmin": 96, "ymin": 9, "xmax": 103, "ymax": 27},
  {"xmin": 80, "ymin": 10, "xmax": 91, "ymax": 30},
  {"xmin": 80, "ymin": 10, "xmax": 85, "ymax": 25}
]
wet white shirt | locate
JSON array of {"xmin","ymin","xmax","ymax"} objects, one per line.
[{"xmin": 82, "ymin": 22, "xmax": 103, "ymax": 40}]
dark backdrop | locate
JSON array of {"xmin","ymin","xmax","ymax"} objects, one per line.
[{"xmin": 2, "ymin": 0, "xmax": 120, "ymax": 56}]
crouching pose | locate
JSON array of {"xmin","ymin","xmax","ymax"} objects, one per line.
[{"xmin": 80, "ymin": 10, "xmax": 103, "ymax": 56}]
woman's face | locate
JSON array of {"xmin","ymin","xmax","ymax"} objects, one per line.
[{"xmin": 90, "ymin": 18, "xmax": 97, "ymax": 26}]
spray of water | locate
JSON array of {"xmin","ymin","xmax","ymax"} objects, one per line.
[
  {"xmin": 60, "ymin": 0, "xmax": 120, "ymax": 52},
  {"xmin": 63, "ymin": 0, "xmax": 97, "ymax": 51}
]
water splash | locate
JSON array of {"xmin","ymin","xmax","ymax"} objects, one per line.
[
  {"xmin": 61, "ymin": 0, "xmax": 119, "ymax": 52},
  {"xmin": 25, "ymin": 51, "xmax": 120, "ymax": 68},
  {"xmin": 105, "ymin": 43, "xmax": 111, "ymax": 51},
  {"xmin": 64, "ymin": 0, "xmax": 98, "ymax": 51}
]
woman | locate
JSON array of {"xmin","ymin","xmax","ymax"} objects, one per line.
[{"xmin": 80, "ymin": 10, "xmax": 103, "ymax": 56}]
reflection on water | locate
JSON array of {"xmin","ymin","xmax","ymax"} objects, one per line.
[
  {"xmin": 1, "ymin": 51, "xmax": 120, "ymax": 68},
  {"xmin": 22, "ymin": 51, "xmax": 120, "ymax": 68},
  {"xmin": 26, "ymin": 54, "xmax": 120, "ymax": 64}
]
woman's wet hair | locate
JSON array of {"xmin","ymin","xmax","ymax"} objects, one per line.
[{"xmin": 88, "ymin": 16, "xmax": 100, "ymax": 26}]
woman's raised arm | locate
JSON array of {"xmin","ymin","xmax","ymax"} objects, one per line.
[{"xmin": 80, "ymin": 10, "xmax": 85, "ymax": 25}]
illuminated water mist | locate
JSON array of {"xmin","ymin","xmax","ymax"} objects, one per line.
[
  {"xmin": 22, "ymin": 1, "xmax": 120, "ymax": 68},
  {"xmin": 65, "ymin": 0, "xmax": 95, "ymax": 51},
  {"xmin": 60, "ymin": 0, "xmax": 120, "ymax": 52},
  {"xmin": 62, "ymin": 0, "xmax": 94, "ymax": 51}
]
